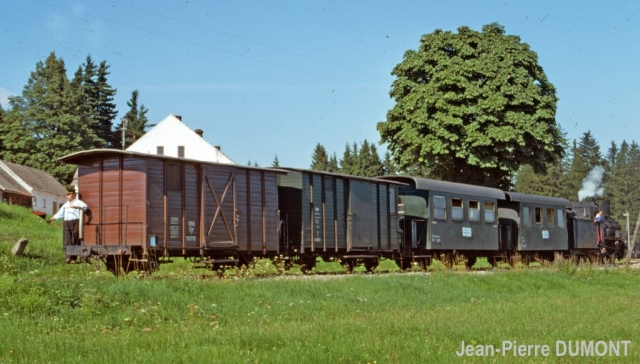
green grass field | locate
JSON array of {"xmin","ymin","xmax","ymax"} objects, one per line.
[{"xmin": 1, "ymin": 203, "xmax": 639, "ymax": 363}]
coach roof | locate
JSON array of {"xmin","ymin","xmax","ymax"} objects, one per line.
[
  {"xmin": 378, "ymin": 176, "xmax": 505, "ymax": 199},
  {"xmin": 504, "ymin": 191, "xmax": 571, "ymax": 207}
]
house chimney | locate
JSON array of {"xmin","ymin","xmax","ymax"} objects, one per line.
[
  {"xmin": 175, "ymin": 115, "xmax": 182, "ymax": 121},
  {"xmin": 214, "ymin": 145, "xmax": 221, "ymax": 151},
  {"xmin": 195, "ymin": 129, "xmax": 203, "ymax": 138}
]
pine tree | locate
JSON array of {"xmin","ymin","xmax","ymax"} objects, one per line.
[
  {"xmin": 310, "ymin": 143, "xmax": 330, "ymax": 171},
  {"xmin": 0, "ymin": 52, "xmax": 98, "ymax": 183},
  {"xmin": 340, "ymin": 143, "xmax": 355, "ymax": 175},
  {"xmin": 358, "ymin": 140, "xmax": 384, "ymax": 177},
  {"xmin": 95, "ymin": 60, "xmax": 118, "ymax": 147},
  {"xmin": 608, "ymin": 141, "xmax": 640, "ymax": 224},
  {"xmin": 115, "ymin": 90, "xmax": 149, "ymax": 149},
  {"xmin": 327, "ymin": 153, "xmax": 339, "ymax": 173},
  {"xmin": 564, "ymin": 131, "xmax": 603, "ymax": 200},
  {"xmin": 382, "ymin": 151, "xmax": 396, "ymax": 175},
  {"xmin": 0, "ymin": 103, "xmax": 5, "ymax": 153},
  {"xmin": 272, "ymin": 154, "xmax": 280, "ymax": 167}
]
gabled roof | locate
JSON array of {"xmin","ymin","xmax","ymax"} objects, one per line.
[
  {"xmin": 126, "ymin": 114, "xmax": 235, "ymax": 164},
  {"xmin": 0, "ymin": 163, "xmax": 31, "ymax": 196},
  {"xmin": 0, "ymin": 160, "xmax": 66, "ymax": 196}
]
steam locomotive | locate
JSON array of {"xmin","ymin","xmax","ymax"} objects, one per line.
[{"xmin": 60, "ymin": 149, "xmax": 626, "ymax": 274}]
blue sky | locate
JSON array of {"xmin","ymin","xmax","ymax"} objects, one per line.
[{"xmin": 2, "ymin": 0, "xmax": 639, "ymax": 168}]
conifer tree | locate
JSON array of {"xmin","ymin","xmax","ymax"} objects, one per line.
[
  {"xmin": 382, "ymin": 151, "xmax": 397, "ymax": 175},
  {"xmin": 94, "ymin": 60, "xmax": 118, "ymax": 147},
  {"xmin": 272, "ymin": 154, "xmax": 280, "ymax": 167},
  {"xmin": 115, "ymin": 90, "xmax": 149, "ymax": 149},
  {"xmin": 310, "ymin": 143, "xmax": 330, "ymax": 171},
  {"xmin": 327, "ymin": 153, "xmax": 339, "ymax": 173},
  {"xmin": 0, "ymin": 104, "xmax": 5, "ymax": 153},
  {"xmin": 565, "ymin": 131, "xmax": 603, "ymax": 200},
  {"xmin": 0, "ymin": 52, "xmax": 98, "ymax": 183}
]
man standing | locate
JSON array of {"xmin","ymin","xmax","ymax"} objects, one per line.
[{"xmin": 48, "ymin": 187, "xmax": 88, "ymax": 263}]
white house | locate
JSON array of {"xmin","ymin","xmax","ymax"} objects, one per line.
[
  {"xmin": 0, "ymin": 159, "xmax": 67, "ymax": 215},
  {"xmin": 126, "ymin": 114, "xmax": 235, "ymax": 164}
]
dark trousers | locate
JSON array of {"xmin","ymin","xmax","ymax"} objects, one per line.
[{"xmin": 63, "ymin": 219, "xmax": 80, "ymax": 260}]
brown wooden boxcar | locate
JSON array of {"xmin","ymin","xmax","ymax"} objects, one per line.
[{"xmin": 61, "ymin": 149, "xmax": 286, "ymax": 272}]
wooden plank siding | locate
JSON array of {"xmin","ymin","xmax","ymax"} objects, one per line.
[{"xmin": 65, "ymin": 149, "xmax": 287, "ymax": 257}]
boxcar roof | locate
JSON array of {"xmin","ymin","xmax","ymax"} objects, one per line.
[
  {"xmin": 277, "ymin": 167, "xmax": 407, "ymax": 185},
  {"xmin": 378, "ymin": 176, "xmax": 505, "ymax": 199},
  {"xmin": 504, "ymin": 191, "xmax": 571, "ymax": 207},
  {"xmin": 60, "ymin": 149, "xmax": 290, "ymax": 174}
]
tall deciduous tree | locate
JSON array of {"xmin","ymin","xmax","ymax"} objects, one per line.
[
  {"xmin": 377, "ymin": 23, "xmax": 563, "ymax": 189},
  {"xmin": 0, "ymin": 52, "xmax": 98, "ymax": 183},
  {"xmin": 115, "ymin": 90, "xmax": 149, "ymax": 149}
]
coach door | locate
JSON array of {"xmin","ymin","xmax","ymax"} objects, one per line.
[
  {"xmin": 203, "ymin": 167, "xmax": 238, "ymax": 248},
  {"xmin": 166, "ymin": 163, "xmax": 184, "ymax": 248}
]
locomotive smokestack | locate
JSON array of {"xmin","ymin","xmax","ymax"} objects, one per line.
[{"xmin": 600, "ymin": 200, "xmax": 611, "ymax": 217}]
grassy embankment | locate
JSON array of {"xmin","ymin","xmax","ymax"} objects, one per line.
[{"xmin": 1, "ymin": 202, "xmax": 639, "ymax": 363}]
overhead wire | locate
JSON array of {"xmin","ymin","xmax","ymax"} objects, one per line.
[
  {"xmin": 107, "ymin": 0, "xmax": 388, "ymax": 82},
  {"xmin": 30, "ymin": 0, "xmax": 389, "ymax": 94}
]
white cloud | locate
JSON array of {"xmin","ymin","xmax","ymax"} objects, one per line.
[{"xmin": 0, "ymin": 87, "xmax": 13, "ymax": 108}]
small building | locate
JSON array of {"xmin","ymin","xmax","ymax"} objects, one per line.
[
  {"xmin": 0, "ymin": 160, "xmax": 67, "ymax": 214},
  {"xmin": 126, "ymin": 114, "xmax": 235, "ymax": 164}
]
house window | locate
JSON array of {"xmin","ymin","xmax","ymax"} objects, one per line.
[
  {"xmin": 433, "ymin": 196, "xmax": 446, "ymax": 220},
  {"xmin": 451, "ymin": 198, "xmax": 463, "ymax": 221},
  {"xmin": 469, "ymin": 200, "xmax": 480, "ymax": 222},
  {"xmin": 178, "ymin": 146, "xmax": 185, "ymax": 158},
  {"xmin": 157, "ymin": 146, "xmax": 164, "ymax": 155},
  {"xmin": 42, "ymin": 198, "xmax": 46, "ymax": 208},
  {"xmin": 484, "ymin": 201, "xmax": 495, "ymax": 223}
]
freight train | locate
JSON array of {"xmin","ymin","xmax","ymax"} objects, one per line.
[{"xmin": 59, "ymin": 149, "xmax": 626, "ymax": 275}]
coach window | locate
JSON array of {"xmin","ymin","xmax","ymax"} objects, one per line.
[
  {"xmin": 451, "ymin": 198, "xmax": 463, "ymax": 221},
  {"xmin": 535, "ymin": 207, "xmax": 542, "ymax": 225},
  {"xmin": 522, "ymin": 206, "xmax": 531, "ymax": 227},
  {"xmin": 557, "ymin": 209, "xmax": 565, "ymax": 228},
  {"xmin": 433, "ymin": 196, "xmax": 446, "ymax": 220},
  {"xmin": 469, "ymin": 200, "xmax": 480, "ymax": 222},
  {"xmin": 484, "ymin": 201, "xmax": 495, "ymax": 223},
  {"xmin": 389, "ymin": 187, "xmax": 396, "ymax": 214},
  {"xmin": 546, "ymin": 208, "xmax": 555, "ymax": 227}
]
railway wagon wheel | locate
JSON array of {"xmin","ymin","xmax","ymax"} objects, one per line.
[
  {"xmin": 394, "ymin": 258, "xmax": 412, "ymax": 271},
  {"xmin": 440, "ymin": 253, "xmax": 456, "ymax": 269},
  {"xmin": 299, "ymin": 256, "xmax": 317, "ymax": 274},
  {"xmin": 363, "ymin": 259, "xmax": 379, "ymax": 273},
  {"xmin": 105, "ymin": 255, "xmax": 130, "ymax": 276},
  {"xmin": 464, "ymin": 256, "xmax": 477, "ymax": 270}
]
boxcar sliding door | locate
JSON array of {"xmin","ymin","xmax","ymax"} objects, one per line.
[{"xmin": 202, "ymin": 166, "xmax": 238, "ymax": 248}]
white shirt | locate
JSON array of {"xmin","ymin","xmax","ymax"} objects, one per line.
[{"xmin": 52, "ymin": 199, "xmax": 88, "ymax": 221}]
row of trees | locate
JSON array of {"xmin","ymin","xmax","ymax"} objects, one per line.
[
  {"xmin": 0, "ymin": 52, "xmax": 150, "ymax": 184},
  {"xmin": 515, "ymin": 131, "xmax": 640, "ymax": 224},
  {"xmin": 306, "ymin": 140, "xmax": 396, "ymax": 178}
]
